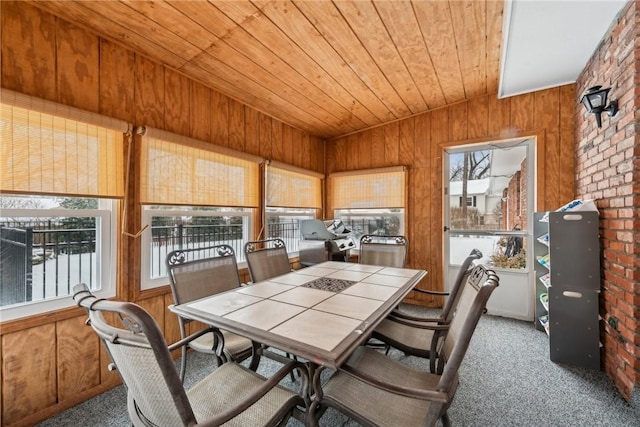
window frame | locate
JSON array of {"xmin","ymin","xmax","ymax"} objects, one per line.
[
  {"xmin": 0, "ymin": 199, "xmax": 118, "ymax": 321},
  {"xmin": 333, "ymin": 208, "xmax": 405, "ymax": 249},
  {"xmin": 0, "ymin": 89, "xmax": 127, "ymax": 320},
  {"xmin": 265, "ymin": 207, "xmax": 318, "ymax": 255},
  {"xmin": 328, "ymin": 166, "xmax": 408, "ymax": 251},
  {"xmin": 140, "ymin": 205, "xmax": 253, "ymax": 290},
  {"xmin": 264, "ymin": 162, "xmax": 323, "ymax": 255},
  {"xmin": 459, "ymin": 196, "xmax": 477, "ymax": 207}
]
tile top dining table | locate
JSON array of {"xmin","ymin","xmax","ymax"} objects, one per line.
[{"xmin": 170, "ymin": 260, "xmax": 427, "ymax": 370}]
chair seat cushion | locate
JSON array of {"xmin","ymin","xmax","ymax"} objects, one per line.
[
  {"xmin": 188, "ymin": 362, "xmax": 299, "ymax": 426},
  {"xmin": 322, "ymin": 347, "xmax": 441, "ymax": 426}
]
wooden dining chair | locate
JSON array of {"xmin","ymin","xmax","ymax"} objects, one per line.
[
  {"xmin": 166, "ymin": 244, "xmax": 255, "ymax": 382},
  {"xmin": 358, "ymin": 234, "xmax": 408, "ymax": 268},
  {"xmin": 71, "ymin": 284, "xmax": 308, "ymax": 427},
  {"xmin": 318, "ymin": 265, "xmax": 499, "ymax": 427},
  {"xmin": 244, "ymin": 238, "xmax": 291, "ymax": 283}
]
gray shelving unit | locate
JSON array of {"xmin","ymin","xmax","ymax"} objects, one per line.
[
  {"xmin": 533, "ymin": 212, "xmax": 550, "ymax": 334},
  {"xmin": 533, "ymin": 210, "xmax": 601, "ymax": 369}
]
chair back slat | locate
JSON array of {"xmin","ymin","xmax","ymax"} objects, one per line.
[
  {"xmin": 437, "ymin": 265, "xmax": 499, "ymax": 377},
  {"xmin": 441, "ymin": 248, "xmax": 483, "ymax": 323},
  {"xmin": 358, "ymin": 235, "xmax": 408, "ymax": 268},
  {"xmin": 72, "ymin": 284, "xmax": 195, "ymax": 426},
  {"xmin": 244, "ymin": 238, "xmax": 291, "ymax": 283},
  {"xmin": 166, "ymin": 244, "xmax": 241, "ymax": 305},
  {"xmin": 106, "ymin": 341, "xmax": 188, "ymax": 425}
]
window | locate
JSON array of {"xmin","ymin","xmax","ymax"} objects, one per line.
[
  {"xmin": 141, "ymin": 206, "xmax": 251, "ymax": 289},
  {"xmin": 328, "ymin": 167, "xmax": 407, "ymax": 248},
  {"xmin": 265, "ymin": 162, "xmax": 323, "ymax": 253},
  {"xmin": 138, "ymin": 128, "xmax": 260, "ymax": 289},
  {"xmin": 459, "ymin": 196, "xmax": 477, "ymax": 207},
  {"xmin": 445, "ymin": 140, "xmax": 532, "ymax": 271},
  {"xmin": 0, "ymin": 89, "xmax": 126, "ymax": 320},
  {"xmin": 333, "ymin": 208, "xmax": 404, "ymax": 245},
  {"xmin": 266, "ymin": 207, "xmax": 316, "ymax": 253},
  {"xmin": 1, "ymin": 197, "xmax": 117, "ymax": 319}
]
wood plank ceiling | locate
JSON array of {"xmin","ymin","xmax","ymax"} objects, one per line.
[{"xmin": 29, "ymin": 0, "xmax": 504, "ymax": 139}]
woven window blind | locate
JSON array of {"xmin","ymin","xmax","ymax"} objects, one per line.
[
  {"xmin": 0, "ymin": 90, "xmax": 127, "ymax": 198},
  {"xmin": 328, "ymin": 166, "xmax": 406, "ymax": 209},
  {"xmin": 266, "ymin": 162, "xmax": 323, "ymax": 209},
  {"xmin": 140, "ymin": 129, "xmax": 260, "ymax": 207}
]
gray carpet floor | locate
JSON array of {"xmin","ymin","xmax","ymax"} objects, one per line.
[{"xmin": 37, "ymin": 306, "xmax": 639, "ymax": 427}]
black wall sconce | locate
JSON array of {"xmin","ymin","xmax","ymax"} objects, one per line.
[{"xmin": 580, "ymin": 85, "xmax": 618, "ymax": 128}]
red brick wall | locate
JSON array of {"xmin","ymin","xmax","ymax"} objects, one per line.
[
  {"xmin": 520, "ymin": 159, "xmax": 527, "ymax": 231},
  {"xmin": 575, "ymin": 0, "xmax": 639, "ymax": 401},
  {"xmin": 501, "ymin": 159, "xmax": 527, "ymax": 231},
  {"xmin": 506, "ymin": 170, "xmax": 521, "ymax": 229}
]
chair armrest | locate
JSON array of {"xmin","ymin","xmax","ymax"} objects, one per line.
[
  {"xmin": 198, "ymin": 360, "xmax": 309, "ymax": 426},
  {"xmin": 411, "ymin": 288, "xmax": 450, "ymax": 297},
  {"xmin": 167, "ymin": 326, "xmax": 220, "ymax": 353},
  {"xmin": 384, "ymin": 315, "xmax": 450, "ymax": 330},
  {"xmin": 339, "ymin": 363, "xmax": 450, "ymax": 403},
  {"xmin": 387, "ymin": 310, "xmax": 445, "ymax": 324}
]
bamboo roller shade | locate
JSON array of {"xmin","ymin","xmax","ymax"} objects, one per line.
[
  {"xmin": 328, "ymin": 166, "xmax": 406, "ymax": 209},
  {"xmin": 0, "ymin": 90, "xmax": 127, "ymax": 198},
  {"xmin": 266, "ymin": 161, "xmax": 323, "ymax": 209},
  {"xmin": 139, "ymin": 128, "xmax": 261, "ymax": 208}
]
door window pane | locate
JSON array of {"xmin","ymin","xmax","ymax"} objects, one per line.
[{"xmin": 447, "ymin": 142, "xmax": 529, "ymax": 269}]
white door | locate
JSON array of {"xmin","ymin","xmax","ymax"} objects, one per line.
[{"xmin": 443, "ymin": 138, "xmax": 535, "ymax": 321}]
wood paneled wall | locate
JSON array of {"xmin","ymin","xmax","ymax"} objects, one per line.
[
  {"xmin": 0, "ymin": 2, "xmax": 322, "ymax": 426},
  {"xmin": 0, "ymin": 2, "xmax": 577, "ymax": 426},
  {"xmin": 326, "ymin": 85, "xmax": 576, "ymax": 305}
]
